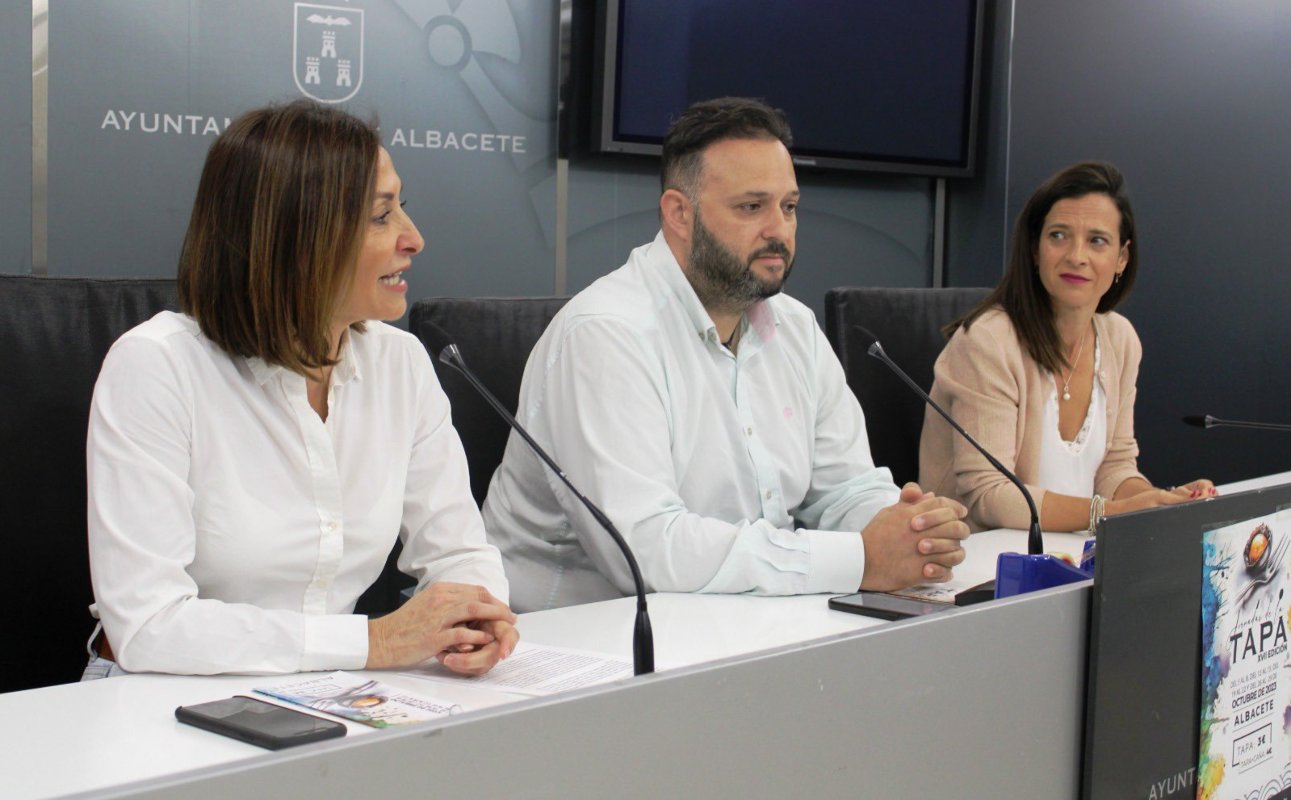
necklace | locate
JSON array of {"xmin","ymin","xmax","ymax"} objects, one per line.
[
  {"xmin": 1059, "ymin": 326, "xmax": 1090, "ymax": 402},
  {"xmin": 722, "ymin": 323, "xmax": 742, "ymax": 352}
]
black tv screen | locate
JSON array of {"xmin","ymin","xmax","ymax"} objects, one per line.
[{"xmin": 594, "ymin": 0, "xmax": 983, "ymax": 177}]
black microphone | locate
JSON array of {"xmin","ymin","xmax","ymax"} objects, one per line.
[
  {"xmin": 422, "ymin": 324, "xmax": 654, "ymax": 676},
  {"xmin": 1183, "ymin": 414, "xmax": 1291, "ymax": 432},
  {"xmin": 854, "ymin": 326, "xmax": 1043, "ymax": 556}
]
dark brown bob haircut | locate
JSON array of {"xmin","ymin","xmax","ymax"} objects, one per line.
[
  {"xmin": 948, "ymin": 161, "xmax": 1138, "ymax": 375},
  {"xmin": 177, "ymin": 99, "xmax": 379, "ymax": 373},
  {"xmin": 660, "ymin": 97, "xmax": 793, "ymax": 200}
]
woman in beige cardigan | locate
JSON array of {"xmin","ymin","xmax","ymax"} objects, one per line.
[{"xmin": 919, "ymin": 162, "xmax": 1212, "ymax": 532}]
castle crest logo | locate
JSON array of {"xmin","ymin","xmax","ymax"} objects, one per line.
[{"xmin": 293, "ymin": 3, "xmax": 364, "ymax": 103}]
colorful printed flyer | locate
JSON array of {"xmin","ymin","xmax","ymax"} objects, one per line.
[
  {"xmin": 256, "ymin": 671, "xmax": 461, "ymax": 729},
  {"xmin": 1199, "ymin": 510, "xmax": 1291, "ymax": 799}
]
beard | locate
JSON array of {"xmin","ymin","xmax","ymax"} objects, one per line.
[{"xmin": 686, "ymin": 210, "xmax": 794, "ymax": 314}]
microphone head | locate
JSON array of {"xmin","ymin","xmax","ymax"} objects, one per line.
[
  {"xmin": 419, "ymin": 322, "xmax": 461, "ymax": 365},
  {"xmin": 1182, "ymin": 415, "xmax": 1211, "ymax": 429},
  {"xmin": 850, "ymin": 324, "xmax": 886, "ymax": 358}
]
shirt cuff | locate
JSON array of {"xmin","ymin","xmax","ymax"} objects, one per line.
[
  {"xmin": 300, "ymin": 614, "xmax": 370, "ymax": 672},
  {"xmin": 803, "ymin": 529, "xmax": 865, "ymax": 594}
]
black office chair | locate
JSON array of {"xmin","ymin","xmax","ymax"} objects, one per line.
[
  {"xmin": 408, "ymin": 296, "xmax": 569, "ymax": 507},
  {"xmin": 0, "ymin": 275, "xmax": 179, "ymax": 692},
  {"xmin": 824, "ymin": 286, "xmax": 991, "ymax": 486}
]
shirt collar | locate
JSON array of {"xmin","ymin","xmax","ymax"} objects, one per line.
[
  {"xmin": 246, "ymin": 356, "xmax": 283, "ymax": 386},
  {"xmin": 243, "ymin": 328, "xmax": 362, "ymax": 386},
  {"xmin": 647, "ymin": 230, "xmax": 780, "ymax": 347}
]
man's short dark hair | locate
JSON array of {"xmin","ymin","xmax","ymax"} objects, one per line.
[{"xmin": 660, "ymin": 97, "xmax": 793, "ymax": 199}]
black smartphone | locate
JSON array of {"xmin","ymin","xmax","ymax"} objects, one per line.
[
  {"xmin": 828, "ymin": 592, "xmax": 954, "ymax": 621},
  {"xmin": 175, "ymin": 695, "xmax": 347, "ymax": 750}
]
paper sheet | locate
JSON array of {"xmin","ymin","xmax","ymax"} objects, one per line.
[{"xmin": 403, "ymin": 642, "xmax": 632, "ymax": 696}]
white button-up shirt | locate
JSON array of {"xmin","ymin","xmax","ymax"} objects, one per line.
[
  {"xmin": 483, "ymin": 232, "xmax": 899, "ymax": 611},
  {"xmin": 88, "ymin": 312, "xmax": 507, "ymax": 675}
]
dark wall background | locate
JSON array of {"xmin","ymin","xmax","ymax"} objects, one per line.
[
  {"xmin": 995, "ymin": 0, "xmax": 1291, "ymax": 485},
  {"xmin": 945, "ymin": 0, "xmax": 1012, "ymax": 288}
]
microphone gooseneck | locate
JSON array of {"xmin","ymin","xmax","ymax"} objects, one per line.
[
  {"xmin": 855, "ymin": 326, "xmax": 1044, "ymax": 556},
  {"xmin": 1183, "ymin": 414, "xmax": 1291, "ymax": 432},
  {"xmin": 426, "ymin": 325, "xmax": 654, "ymax": 675}
]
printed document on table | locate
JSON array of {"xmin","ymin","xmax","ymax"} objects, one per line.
[
  {"xmin": 403, "ymin": 642, "xmax": 632, "ymax": 696},
  {"xmin": 256, "ymin": 671, "xmax": 461, "ymax": 728}
]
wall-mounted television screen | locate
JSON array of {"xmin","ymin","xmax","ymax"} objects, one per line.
[{"xmin": 594, "ymin": 0, "xmax": 984, "ymax": 178}]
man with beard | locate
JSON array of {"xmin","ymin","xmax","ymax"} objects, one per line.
[{"xmin": 482, "ymin": 97, "xmax": 969, "ymax": 611}]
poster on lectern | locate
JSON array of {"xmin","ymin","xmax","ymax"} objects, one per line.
[{"xmin": 1199, "ymin": 510, "xmax": 1291, "ymax": 799}]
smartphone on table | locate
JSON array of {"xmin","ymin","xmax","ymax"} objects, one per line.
[
  {"xmin": 828, "ymin": 592, "xmax": 953, "ymax": 621},
  {"xmin": 175, "ymin": 695, "xmax": 347, "ymax": 750}
]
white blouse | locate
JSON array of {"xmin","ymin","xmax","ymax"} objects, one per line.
[
  {"xmin": 1035, "ymin": 336, "xmax": 1107, "ymax": 498},
  {"xmin": 87, "ymin": 312, "xmax": 507, "ymax": 675}
]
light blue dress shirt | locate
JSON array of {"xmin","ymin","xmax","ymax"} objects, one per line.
[{"xmin": 483, "ymin": 232, "xmax": 900, "ymax": 611}]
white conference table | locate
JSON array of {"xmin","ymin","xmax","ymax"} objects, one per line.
[{"xmin": 2, "ymin": 523, "xmax": 1093, "ymax": 800}]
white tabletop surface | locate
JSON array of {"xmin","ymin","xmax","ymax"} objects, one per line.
[
  {"xmin": 0, "ymin": 522, "xmax": 1091, "ymax": 800},
  {"xmin": 5, "ymin": 472, "xmax": 1282, "ymax": 799}
]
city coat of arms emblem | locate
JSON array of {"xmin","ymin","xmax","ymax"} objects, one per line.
[{"xmin": 293, "ymin": 3, "xmax": 364, "ymax": 103}]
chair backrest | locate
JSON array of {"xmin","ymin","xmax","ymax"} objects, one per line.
[
  {"xmin": 408, "ymin": 296, "xmax": 569, "ymax": 507},
  {"xmin": 0, "ymin": 275, "xmax": 178, "ymax": 692},
  {"xmin": 824, "ymin": 286, "xmax": 992, "ymax": 486}
]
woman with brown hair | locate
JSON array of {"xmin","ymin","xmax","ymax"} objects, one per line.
[
  {"xmin": 919, "ymin": 162, "xmax": 1212, "ymax": 533},
  {"xmin": 84, "ymin": 100, "xmax": 517, "ymax": 677}
]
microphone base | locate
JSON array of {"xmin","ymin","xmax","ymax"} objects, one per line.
[
  {"xmin": 633, "ymin": 608, "xmax": 655, "ymax": 676},
  {"xmin": 994, "ymin": 552, "xmax": 1092, "ymax": 599}
]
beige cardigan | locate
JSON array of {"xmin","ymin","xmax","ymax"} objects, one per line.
[{"xmin": 918, "ymin": 307, "xmax": 1148, "ymax": 531}]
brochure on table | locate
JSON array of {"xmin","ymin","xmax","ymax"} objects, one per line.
[{"xmin": 257, "ymin": 672, "xmax": 461, "ymax": 728}]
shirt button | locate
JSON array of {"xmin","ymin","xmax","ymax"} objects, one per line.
[
  {"xmin": 765, "ymin": 489, "xmax": 773, "ymax": 500},
  {"xmin": 745, "ymin": 427, "xmax": 753, "ymax": 436},
  {"xmin": 324, "ymin": 520, "xmax": 338, "ymax": 532}
]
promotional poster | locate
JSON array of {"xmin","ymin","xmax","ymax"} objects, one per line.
[{"xmin": 1200, "ymin": 511, "xmax": 1291, "ymax": 799}]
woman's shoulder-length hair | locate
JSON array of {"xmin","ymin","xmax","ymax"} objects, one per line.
[{"xmin": 177, "ymin": 99, "xmax": 379, "ymax": 373}]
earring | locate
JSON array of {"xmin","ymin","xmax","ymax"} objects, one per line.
[{"xmin": 1114, "ymin": 272, "xmax": 1122, "ymax": 284}]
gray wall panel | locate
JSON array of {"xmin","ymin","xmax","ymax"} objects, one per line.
[
  {"xmin": 45, "ymin": 0, "xmax": 558, "ymax": 303},
  {"xmin": 565, "ymin": 157, "xmax": 660, "ymax": 293},
  {"xmin": 36, "ymin": 0, "xmax": 942, "ymax": 308},
  {"xmin": 788, "ymin": 172, "xmax": 934, "ymax": 320},
  {"xmin": 1007, "ymin": 0, "xmax": 1291, "ymax": 485},
  {"xmin": 0, "ymin": 4, "xmax": 32, "ymax": 274}
]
